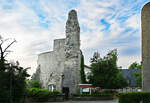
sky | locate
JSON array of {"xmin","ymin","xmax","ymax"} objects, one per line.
[{"xmin": 0, "ymin": 0, "xmax": 149, "ymax": 75}]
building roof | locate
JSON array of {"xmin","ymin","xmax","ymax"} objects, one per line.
[{"xmin": 121, "ymin": 69, "xmax": 141, "ymax": 87}]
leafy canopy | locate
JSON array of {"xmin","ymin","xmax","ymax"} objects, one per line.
[
  {"xmin": 89, "ymin": 49, "xmax": 128, "ymax": 89},
  {"xmin": 30, "ymin": 80, "xmax": 41, "ymax": 88},
  {"xmin": 128, "ymin": 62, "xmax": 141, "ymax": 69}
]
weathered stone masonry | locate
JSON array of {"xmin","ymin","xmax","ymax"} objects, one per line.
[
  {"xmin": 142, "ymin": 2, "xmax": 150, "ymax": 91},
  {"xmin": 37, "ymin": 10, "xmax": 81, "ymax": 94}
]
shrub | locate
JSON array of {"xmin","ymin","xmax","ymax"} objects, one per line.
[
  {"xmin": 26, "ymin": 88, "xmax": 59, "ymax": 98},
  {"xmin": 30, "ymin": 80, "xmax": 41, "ymax": 88},
  {"xmin": 0, "ymin": 66, "xmax": 30, "ymax": 103},
  {"xmin": 73, "ymin": 93, "xmax": 113, "ymax": 97},
  {"xmin": 119, "ymin": 92, "xmax": 150, "ymax": 103}
]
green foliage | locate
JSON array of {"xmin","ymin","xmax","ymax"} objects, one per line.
[
  {"xmin": 114, "ymin": 72, "xmax": 129, "ymax": 88},
  {"xmin": 0, "ymin": 59, "xmax": 5, "ymax": 71},
  {"xmin": 133, "ymin": 72, "xmax": 142, "ymax": 87},
  {"xmin": 0, "ymin": 36, "xmax": 30, "ymax": 103},
  {"xmin": 80, "ymin": 52, "xmax": 86, "ymax": 83},
  {"xmin": 26, "ymin": 79, "xmax": 30, "ymax": 87},
  {"xmin": 0, "ymin": 65, "xmax": 30, "ymax": 103},
  {"xmin": 26, "ymin": 88, "xmax": 59, "ymax": 98},
  {"xmin": 89, "ymin": 49, "xmax": 128, "ymax": 89},
  {"xmin": 73, "ymin": 93, "xmax": 113, "ymax": 97},
  {"xmin": 128, "ymin": 62, "xmax": 141, "ymax": 69},
  {"xmin": 0, "ymin": 71, "xmax": 10, "ymax": 103},
  {"xmin": 12, "ymin": 66, "xmax": 30, "ymax": 103},
  {"xmin": 30, "ymin": 80, "xmax": 41, "ymax": 88},
  {"xmin": 128, "ymin": 62, "xmax": 142, "ymax": 87},
  {"xmin": 119, "ymin": 92, "xmax": 150, "ymax": 103}
]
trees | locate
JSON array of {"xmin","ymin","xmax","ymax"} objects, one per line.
[
  {"xmin": 0, "ymin": 36, "xmax": 16, "ymax": 71},
  {"xmin": 0, "ymin": 61, "xmax": 30, "ymax": 103},
  {"xmin": 30, "ymin": 80, "xmax": 41, "ymax": 88},
  {"xmin": 128, "ymin": 62, "xmax": 141, "ymax": 69},
  {"xmin": 0, "ymin": 36, "xmax": 30, "ymax": 103},
  {"xmin": 89, "ymin": 49, "xmax": 128, "ymax": 89},
  {"xmin": 133, "ymin": 72, "xmax": 142, "ymax": 87},
  {"xmin": 128, "ymin": 62, "xmax": 142, "ymax": 87},
  {"xmin": 80, "ymin": 51, "xmax": 86, "ymax": 83}
]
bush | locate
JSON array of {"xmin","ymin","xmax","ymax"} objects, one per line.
[
  {"xmin": 26, "ymin": 88, "xmax": 59, "ymax": 98},
  {"xmin": 119, "ymin": 92, "xmax": 150, "ymax": 103},
  {"xmin": 73, "ymin": 93, "xmax": 113, "ymax": 97},
  {"xmin": 0, "ymin": 66, "xmax": 30, "ymax": 103},
  {"xmin": 30, "ymin": 80, "xmax": 41, "ymax": 88}
]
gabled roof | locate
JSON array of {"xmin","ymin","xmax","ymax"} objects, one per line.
[{"xmin": 120, "ymin": 69, "xmax": 141, "ymax": 87}]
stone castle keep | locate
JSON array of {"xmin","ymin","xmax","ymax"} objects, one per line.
[{"xmin": 37, "ymin": 10, "xmax": 81, "ymax": 94}]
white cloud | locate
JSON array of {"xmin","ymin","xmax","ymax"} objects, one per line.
[
  {"xmin": 77, "ymin": 0, "xmax": 146, "ymax": 69},
  {"xmin": 0, "ymin": 1, "xmax": 67, "ymax": 74},
  {"xmin": 126, "ymin": 14, "xmax": 141, "ymax": 30},
  {"xmin": 118, "ymin": 55, "xmax": 141, "ymax": 69},
  {"xmin": 0, "ymin": 0, "xmax": 148, "ymax": 75}
]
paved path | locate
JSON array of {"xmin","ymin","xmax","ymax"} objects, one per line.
[{"xmin": 50, "ymin": 99, "xmax": 118, "ymax": 103}]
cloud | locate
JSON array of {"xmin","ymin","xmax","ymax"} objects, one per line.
[
  {"xmin": 126, "ymin": 14, "xmax": 141, "ymax": 30},
  {"xmin": 118, "ymin": 55, "xmax": 141, "ymax": 69},
  {"xmin": 0, "ymin": 0, "xmax": 149, "ymax": 75},
  {"xmin": 0, "ymin": 1, "xmax": 64, "ymax": 74},
  {"xmin": 77, "ymin": 0, "xmax": 148, "ymax": 68}
]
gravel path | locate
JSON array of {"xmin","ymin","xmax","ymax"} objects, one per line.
[{"xmin": 49, "ymin": 99, "xmax": 118, "ymax": 103}]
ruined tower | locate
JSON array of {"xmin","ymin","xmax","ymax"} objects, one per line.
[
  {"xmin": 142, "ymin": 2, "xmax": 150, "ymax": 91},
  {"xmin": 37, "ymin": 10, "xmax": 81, "ymax": 94},
  {"xmin": 63, "ymin": 10, "xmax": 81, "ymax": 94}
]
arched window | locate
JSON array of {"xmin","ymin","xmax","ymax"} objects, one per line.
[{"xmin": 48, "ymin": 84, "xmax": 56, "ymax": 91}]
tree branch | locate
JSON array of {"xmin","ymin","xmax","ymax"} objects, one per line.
[{"xmin": 3, "ymin": 39, "xmax": 16, "ymax": 53}]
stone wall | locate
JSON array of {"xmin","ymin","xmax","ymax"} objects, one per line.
[
  {"xmin": 38, "ymin": 38, "xmax": 65, "ymax": 91},
  {"xmin": 142, "ymin": 2, "xmax": 150, "ymax": 91},
  {"xmin": 24, "ymin": 94, "xmax": 65, "ymax": 103}
]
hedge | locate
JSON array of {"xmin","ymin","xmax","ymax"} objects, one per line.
[
  {"xmin": 26, "ymin": 88, "xmax": 59, "ymax": 98},
  {"xmin": 119, "ymin": 92, "xmax": 150, "ymax": 103},
  {"xmin": 73, "ymin": 93, "xmax": 113, "ymax": 97}
]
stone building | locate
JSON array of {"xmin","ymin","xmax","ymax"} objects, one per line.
[{"xmin": 36, "ymin": 10, "xmax": 81, "ymax": 94}]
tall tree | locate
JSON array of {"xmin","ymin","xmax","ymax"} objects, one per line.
[
  {"xmin": 80, "ymin": 51, "xmax": 86, "ymax": 83},
  {"xmin": 89, "ymin": 49, "xmax": 128, "ymax": 89},
  {"xmin": 0, "ymin": 36, "xmax": 16, "ymax": 71},
  {"xmin": 0, "ymin": 36, "xmax": 30, "ymax": 103}
]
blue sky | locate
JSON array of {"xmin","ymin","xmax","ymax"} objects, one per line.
[{"xmin": 0, "ymin": 0, "xmax": 149, "ymax": 74}]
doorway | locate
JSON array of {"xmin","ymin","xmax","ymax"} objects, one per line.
[{"xmin": 62, "ymin": 87, "xmax": 69, "ymax": 99}]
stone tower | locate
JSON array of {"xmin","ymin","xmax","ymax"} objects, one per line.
[
  {"xmin": 142, "ymin": 2, "xmax": 150, "ymax": 91},
  {"xmin": 63, "ymin": 10, "xmax": 81, "ymax": 94},
  {"xmin": 36, "ymin": 10, "xmax": 81, "ymax": 95}
]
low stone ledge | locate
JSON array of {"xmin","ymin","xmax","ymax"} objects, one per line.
[
  {"xmin": 72, "ymin": 96, "xmax": 114, "ymax": 101},
  {"xmin": 24, "ymin": 94, "xmax": 65, "ymax": 103}
]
